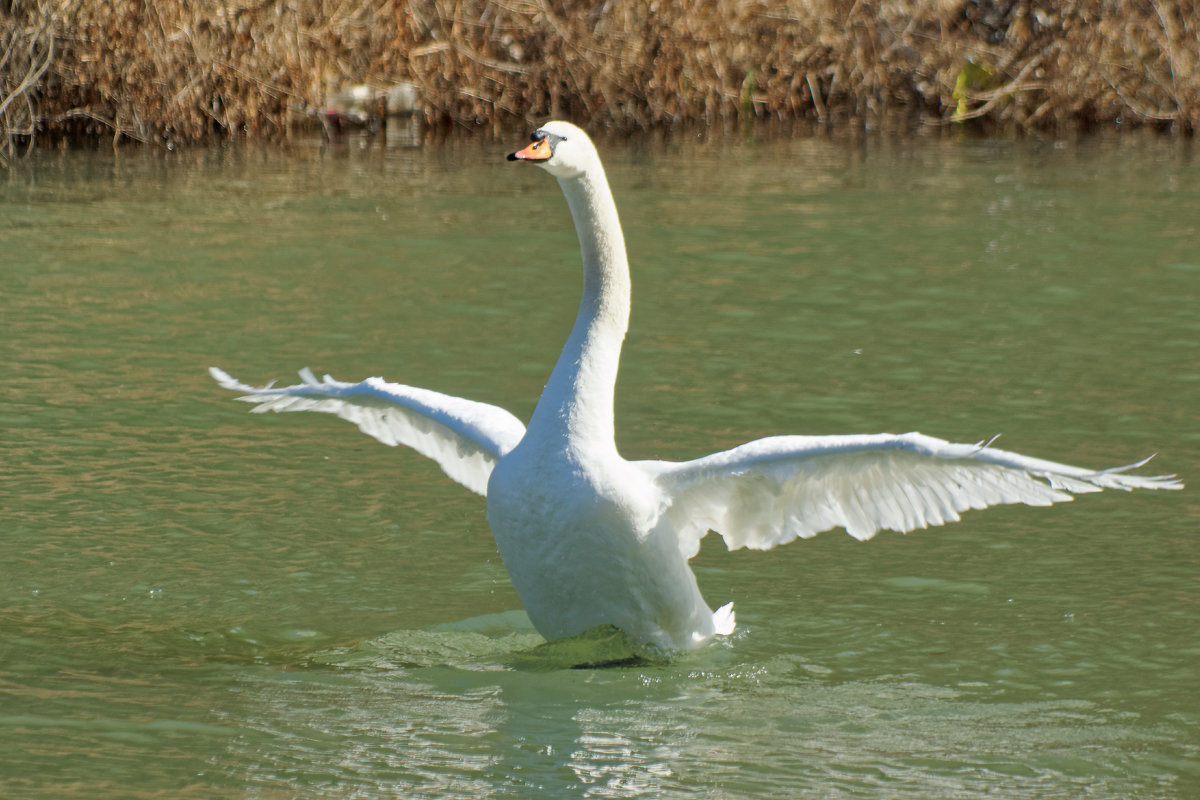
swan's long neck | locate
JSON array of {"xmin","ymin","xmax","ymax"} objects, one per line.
[{"xmin": 527, "ymin": 163, "xmax": 630, "ymax": 452}]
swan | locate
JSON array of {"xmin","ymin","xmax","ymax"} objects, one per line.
[{"xmin": 211, "ymin": 120, "xmax": 1182, "ymax": 655}]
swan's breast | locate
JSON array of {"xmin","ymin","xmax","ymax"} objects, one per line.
[
  {"xmin": 485, "ymin": 443, "xmax": 717, "ymax": 650},
  {"xmin": 487, "ymin": 443, "xmax": 657, "ymax": 545}
]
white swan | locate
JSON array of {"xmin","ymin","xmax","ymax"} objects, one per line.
[{"xmin": 211, "ymin": 120, "xmax": 1182, "ymax": 654}]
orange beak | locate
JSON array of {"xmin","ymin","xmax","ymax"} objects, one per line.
[{"xmin": 507, "ymin": 137, "xmax": 553, "ymax": 162}]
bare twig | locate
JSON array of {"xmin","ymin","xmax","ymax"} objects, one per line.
[
  {"xmin": 1, "ymin": 10, "xmax": 56, "ymax": 165},
  {"xmin": 53, "ymin": 108, "xmax": 153, "ymax": 143}
]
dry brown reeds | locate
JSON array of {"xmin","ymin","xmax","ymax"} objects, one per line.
[
  {"xmin": 2, "ymin": 0, "xmax": 1197, "ymax": 163},
  {"xmin": 2, "ymin": 0, "xmax": 406, "ymax": 157},
  {"xmin": 400, "ymin": 0, "xmax": 1199, "ymax": 133}
]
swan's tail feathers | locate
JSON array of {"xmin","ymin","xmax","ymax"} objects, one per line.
[{"xmin": 712, "ymin": 602, "xmax": 736, "ymax": 637}]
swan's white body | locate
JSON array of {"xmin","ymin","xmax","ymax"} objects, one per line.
[{"xmin": 211, "ymin": 121, "xmax": 1182, "ymax": 654}]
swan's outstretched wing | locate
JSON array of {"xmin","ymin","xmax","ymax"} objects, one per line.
[
  {"xmin": 210, "ymin": 367, "xmax": 526, "ymax": 496},
  {"xmin": 642, "ymin": 432, "xmax": 1182, "ymax": 559}
]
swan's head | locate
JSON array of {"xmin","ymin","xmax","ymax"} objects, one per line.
[{"xmin": 507, "ymin": 121, "xmax": 597, "ymax": 180}]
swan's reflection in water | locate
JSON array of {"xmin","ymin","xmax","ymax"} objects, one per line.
[{"xmin": 217, "ymin": 616, "xmax": 1180, "ymax": 799}]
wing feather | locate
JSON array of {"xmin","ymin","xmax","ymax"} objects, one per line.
[
  {"xmin": 643, "ymin": 432, "xmax": 1182, "ymax": 558},
  {"xmin": 210, "ymin": 367, "xmax": 526, "ymax": 496}
]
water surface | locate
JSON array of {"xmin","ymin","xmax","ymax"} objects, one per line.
[{"xmin": 2, "ymin": 129, "xmax": 1197, "ymax": 798}]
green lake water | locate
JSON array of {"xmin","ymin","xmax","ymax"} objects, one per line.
[{"xmin": 1, "ymin": 126, "xmax": 1197, "ymax": 798}]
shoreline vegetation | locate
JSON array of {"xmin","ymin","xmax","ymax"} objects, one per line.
[{"xmin": 2, "ymin": 0, "xmax": 1197, "ymax": 164}]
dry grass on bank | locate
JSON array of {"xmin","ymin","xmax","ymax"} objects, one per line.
[
  {"xmin": 405, "ymin": 0, "xmax": 1198, "ymax": 132},
  {"xmin": 2, "ymin": 0, "xmax": 1197, "ymax": 162}
]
